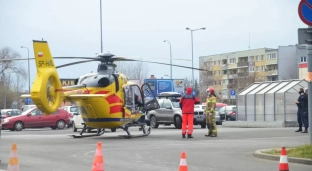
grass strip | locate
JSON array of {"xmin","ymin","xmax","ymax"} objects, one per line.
[{"xmin": 261, "ymin": 144, "xmax": 312, "ymax": 160}]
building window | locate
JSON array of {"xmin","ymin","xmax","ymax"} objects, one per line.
[
  {"xmin": 267, "ymin": 53, "xmax": 276, "ymax": 60},
  {"xmin": 230, "ymin": 58, "xmax": 236, "ymax": 63},
  {"xmin": 214, "ymin": 61, "xmax": 216, "ymax": 66},
  {"xmin": 301, "ymin": 56, "xmax": 307, "ymax": 63},
  {"xmin": 249, "ymin": 67, "xmax": 254, "ymax": 72},
  {"xmin": 218, "ymin": 70, "xmax": 221, "ymax": 75},
  {"xmin": 261, "ymin": 66, "xmax": 265, "ymax": 71},
  {"xmin": 256, "ymin": 56, "xmax": 259, "ymax": 61},
  {"xmin": 261, "ymin": 55, "xmax": 264, "ymax": 60},
  {"xmin": 256, "ymin": 66, "xmax": 259, "ymax": 72},
  {"xmin": 218, "ymin": 60, "xmax": 221, "ymax": 65}
]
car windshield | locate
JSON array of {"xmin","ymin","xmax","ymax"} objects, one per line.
[
  {"xmin": 21, "ymin": 108, "xmax": 37, "ymax": 115},
  {"xmin": 6, "ymin": 110, "xmax": 22, "ymax": 116},
  {"xmin": 216, "ymin": 107, "xmax": 222, "ymax": 111}
]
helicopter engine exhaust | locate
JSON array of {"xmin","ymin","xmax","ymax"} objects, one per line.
[{"xmin": 98, "ymin": 77, "xmax": 110, "ymax": 87}]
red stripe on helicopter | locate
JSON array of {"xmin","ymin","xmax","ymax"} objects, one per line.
[
  {"xmin": 95, "ymin": 91, "xmax": 110, "ymax": 94},
  {"xmin": 109, "ymin": 105, "xmax": 123, "ymax": 114},
  {"xmin": 125, "ymin": 112, "xmax": 131, "ymax": 117},
  {"xmin": 106, "ymin": 94, "xmax": 123, "ymax": 104}
]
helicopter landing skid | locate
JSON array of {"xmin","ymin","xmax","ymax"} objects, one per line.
[
  {"xmin": 118, "ymin": 123, "xmax": 151, "ymax": 139},
  {"xmin": 69, "ymin": 125, "xmax": 105, "ymax": 138}
]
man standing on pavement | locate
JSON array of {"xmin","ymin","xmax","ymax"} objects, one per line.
[
  {"xmin": 298, "ymin": 88, "xmax": 309, "ymax": 133},
  {"xmin": 179, "ymin": 87, "xmax": 200, "ymax": 138},
  {"xmin": 205, "ymin": 87, "xmax": 217, "ymax": 137},
  {"xmin": 295, "ymin": 88, "xmax": 304, "ymax": 132}
]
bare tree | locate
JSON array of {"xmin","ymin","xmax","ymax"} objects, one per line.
[
  {"xmin": 0, "ymin": 47, "xmax": 27, "ymax": 108},
  {"xmin": 115, "ymin": 60, "xmax": 150, "ymax": 84},
  {"xmin": 279, "ymin": 67, "xmax": 299, "ymax": 80},
  {"xmin": 230, "ymin": 72, "xmax": 258, "ymax": 93}
]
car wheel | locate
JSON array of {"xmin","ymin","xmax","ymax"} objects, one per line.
[
  {"xmin": 72, "ymin": 122, "xmax": 77, "ymax": 132},
  {"xmin": 201, "ymin": 123, "xmax": 206, "ymax": 128},
  {"xmin": 150, "ymin": 116, "xmax": 159, "ymax": 128},
  {"xmin": 14, "ymin": 122, "xmax": 23, "ymax": 131},
  {"xmin": 56, "ymin": 120, "xmax": 66, "ymax": 129},
  {"xmin": 111, "ymin": 128, "xmax": 116, "ymax": 132},
  {"xmin": 175, "ymin": 116, "xmax": 182, "ymax": 129}
]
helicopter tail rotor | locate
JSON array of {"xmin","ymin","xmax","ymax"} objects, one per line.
[{"xmin": 30, "ymin": 40, "xmax": 64, "ymax": 114}]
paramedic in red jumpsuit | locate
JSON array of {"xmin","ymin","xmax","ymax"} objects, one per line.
[{"xmin": 179, "ymin": 87, "xmax": 200, "ymax": 138}]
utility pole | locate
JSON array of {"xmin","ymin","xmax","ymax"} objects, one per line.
[
  {"xmin": 307, "ymin": 26, "xmax": 312, "ymax": 144},
  {"xmin": 21, "ymin": 46, "xmax": 30, "ymax": 93}
]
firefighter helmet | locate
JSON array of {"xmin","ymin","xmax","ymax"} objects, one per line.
[{"xmin": 206, "ymin": 87, "xmax": 215, "ymax": 96}]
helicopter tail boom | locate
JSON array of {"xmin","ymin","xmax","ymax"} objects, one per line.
[{"xmin": 27, "ymin": 40, "xmax": 64, "ymax": 114}]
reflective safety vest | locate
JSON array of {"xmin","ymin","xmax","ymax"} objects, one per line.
[{"xmin": 205, "ymin": 95, "xmax": 216, "ymax": 114}]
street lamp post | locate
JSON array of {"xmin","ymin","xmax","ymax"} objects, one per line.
[
  {"xmin": 100, "ymin": 0, "xmax": 103, "ymax": 53},
  {"xmin": 21, "ymin": 46, "xmax": 30, "ymax": 93},
  {"xmin": 186, "ymin": 27, "xmax": 206, "ymax": 87},
  {"xmin": 164, "ymin": 40, "xmax": 172, "ymax": 79}
]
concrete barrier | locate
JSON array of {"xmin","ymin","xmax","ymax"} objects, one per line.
[{"xmin": 221, "ymin": 121, "xmax": 285, "ymax": 128}]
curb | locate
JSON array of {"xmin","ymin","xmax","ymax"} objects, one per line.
[{"xmin": 253, "ymin": 148, "xmax": 312, "ymax": 165}]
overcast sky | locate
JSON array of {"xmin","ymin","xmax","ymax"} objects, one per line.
[{"xmin": 0, "ymin": 0, "xmax": 309, "ymax": 91}]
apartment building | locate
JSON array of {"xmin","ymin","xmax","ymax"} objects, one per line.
[{"xmin": 199, "ymin": 48, "xmax": 279, "ymax": 102}]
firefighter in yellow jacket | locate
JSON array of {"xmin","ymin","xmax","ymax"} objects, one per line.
[{"xmin": 204, "ymin": 87, "xmax": 217, "ymax": 137}]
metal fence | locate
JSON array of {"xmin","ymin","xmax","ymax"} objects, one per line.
[{"xmin": 236, "ymin": 79, "xmax": 308, "ymax": 122}]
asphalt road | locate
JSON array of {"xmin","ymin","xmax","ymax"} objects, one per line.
[{"xmin": 0, "ymin": 125, "xmax": 311, "ymax": 171}]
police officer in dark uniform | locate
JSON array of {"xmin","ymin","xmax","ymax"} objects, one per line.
[
  {"xmin": 298, "ymin": 88, "xmax": 309, "ymax": 133},
  {"xmin": 295, "ymin": 88, "xmax": 304, "ymax": 132}
]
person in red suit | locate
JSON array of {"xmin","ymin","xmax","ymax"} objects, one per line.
[{"xmin": 179, "ymin": 87, "xmax": 200, "ymax": 138}]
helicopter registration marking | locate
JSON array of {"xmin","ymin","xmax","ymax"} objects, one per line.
[{"xmin": 38, "ymin": 60, "xmax": 54, "ymax": 67}]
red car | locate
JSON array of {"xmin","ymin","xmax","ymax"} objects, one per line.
[{"xmin": 1, "ymin": 107, "xmax": 70, "ymax": 131}]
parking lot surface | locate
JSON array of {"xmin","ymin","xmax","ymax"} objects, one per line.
[{"xmin": 0, "ymin": 125, "xmax": 311, "ymax": 171}]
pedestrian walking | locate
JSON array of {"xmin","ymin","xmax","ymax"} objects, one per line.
[
  {"xmin": 179, "ymin": 87, "xmax": 200, "ymax": 138},
  {"xmin": 205, "ymin": 87, "xmax": 217, "ymax": 137}
]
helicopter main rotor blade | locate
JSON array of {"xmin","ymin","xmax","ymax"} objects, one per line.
[
  {"xmin": 56, "ymin": 59, "xmax": 98, "ymax": 69},
  {"xmin": 134, "ymin": 60, "xmax": 208, "ymax": 71},
  {"xmin": 115, "ymin": 56, "xmax": 191, "ymax": 61}
]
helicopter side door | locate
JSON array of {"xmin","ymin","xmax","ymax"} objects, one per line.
[
  {"xmin": 140, "ymin": 83, "xmax": 160, "ymax": 112},
  {"xmin": 123, "ymin": 84, "xmax": 144, "ymax": 115}
]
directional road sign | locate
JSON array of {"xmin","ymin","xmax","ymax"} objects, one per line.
[
  {"xmin": 25, "ymin": 97, "xmax": 32, "ymax": 105},
  {"xmin": 298, "ymin": 0, "xmax": 312, "ymax": 26},
  {"xmin": 230, "ymin": 90, "xmax": 236, "ymax": 99}
]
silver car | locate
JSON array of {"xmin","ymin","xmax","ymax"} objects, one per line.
[
  {"xmin": 146, "ymin": 98, "xmax": 207, "ymax": 129},
  {"xmin": 194, "ymin": 105, "xmax": 222, "ymax": 125}
]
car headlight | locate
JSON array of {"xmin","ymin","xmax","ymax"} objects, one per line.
[{"xmin": 2, "ymin": 119, "xmax": 9, "ymax": 124}]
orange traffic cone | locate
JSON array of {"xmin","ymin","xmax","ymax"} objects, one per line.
[
  {"xmin": 91, "ymin": 142, "xmax": 104, "ymax": 171},
  {"xmin": 279, "ymin": 147, "xmax": 289, "ymax": 171},
  {"xmin": 179, "ymin": 152, "xmax": 188, "ymax": 171},
  {"xmin": 7, "ymin": 143, "xmax": 19, "ymax": 171}
]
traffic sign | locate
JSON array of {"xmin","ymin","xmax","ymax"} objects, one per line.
[
  {"xmin": 25, "ymin": 97, "xmax": 32, "ymax": 105},
  {"xmin": 298, "ymin": 0, "xmax": 312, "ymax": 26},
  {"xmin": 192, "ymin": 90, "xmax": 196, "ymax": 96},
  {"xmin": 298, "ymin": 28, "xmax": 312, "ymax": 44},
  {"xmin": 230, "ymin": 90, "xmax": 236, "ymax": 96}
]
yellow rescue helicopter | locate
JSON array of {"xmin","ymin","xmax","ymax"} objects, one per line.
[{"xmin": 1, "ymin": 40, "xmax": 207, "ymax": 138}]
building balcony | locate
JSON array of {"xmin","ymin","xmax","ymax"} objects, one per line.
[
  {"xmin": 222, "ymin": 84, "xmax": 228, "ymax": 89},
  {"xmin": 237, "ymin": 72, "xmax": 249, "ymax": 77},
  {"xmin": 228, "ymin": 63, "xmax": 237, "ymax": 69},
  {"xmin": 249, "ymin": 61, "xmax": 255, "ymax": 66},
  {"xmin": 266, "ymin": 59, "xmax": 277, "ymax": 65},
  {"xmin": 222, "ymin": 65, "xmax": 227, "ymax": 70},
  {"xmin": 227, "ymin": 83, "xmax": 237, "ymax": 88},
  {"xmin": 266, "ymin": 70, "xmax": 278, "ymax": 76},
  {"xmin": 222, "ymin": 75, "xmax": 228, "ymax": 79},
  {"xmin": 228, "ymin": 74, "xmax": 237, "ymax": 79},
  {"xmin": 237, "ymin": 61, "xmax": 248, "ymax": 67}
]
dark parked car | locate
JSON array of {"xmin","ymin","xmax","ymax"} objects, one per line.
[
  {"xmin": 1, "ymin": 109, "xmax": 22, "ymax": 119},
  {"xmin": 218, "ymin": 106, "xmax": 236, "ymax": 121}
]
